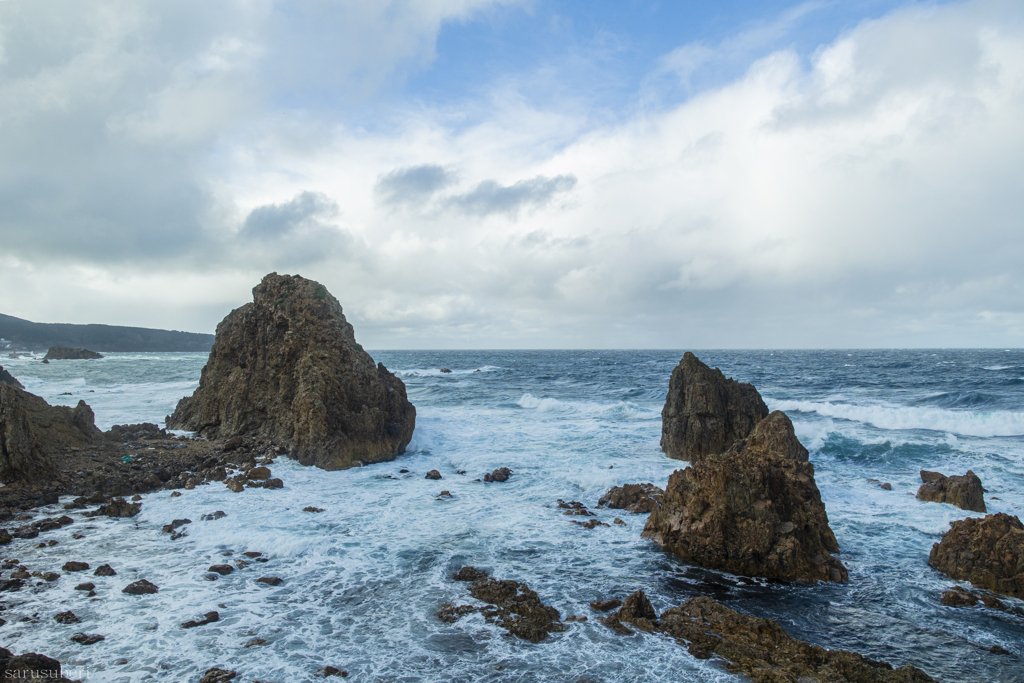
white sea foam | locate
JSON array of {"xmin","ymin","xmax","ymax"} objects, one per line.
[
  {"xmin": 516, "ymin": 393, "xmax": 657, "ymax": 420},
  {"xmin": 774, "ymin": 399, "xmax": 1024, "ymax": 437},
  {"xmin": 395, "ymin": 365, "xmax": 501, "ymax": 378},
  {"xmin": 983, "ymin": 365, "xmax": 1013, "ymax": 371}
]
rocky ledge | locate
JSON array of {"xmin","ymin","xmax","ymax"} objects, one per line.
[
  {"xmin": 929, "ymin": 512, "xmax": 1024, "ymax": 599},
  {"xmin": 916, "ymin": 470, "xmax": 986, "ymax": 513},
  {"xmin": 645, "ymin": 354, "xmax": 845, "ymax": 583},
  {"xmin": 167, "ymin": 273, "xmax": 415, "ymax": 471},
  {"xmin": 43, "ymin": 346, "xmax": 103, "ymax": 360}
]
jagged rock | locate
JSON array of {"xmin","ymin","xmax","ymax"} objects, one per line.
[
  {"xmin": 916, "ymin": 470, "xmax": 986, "ymax": 513},
  {"xmin": 94, "ymin": 564, "xmax": 116, "ymax": 576},
  {"xmin": 0, "ymin": 366, "xmax": 23, "ymax": 390},
  {"xmin": 660, "ymin": 352, "xmax": 769, "ymax": 462},
  {"xmin": 200, "ymin": 668, "xmax": 237, "ymax": 683},
  {"xmin": 44, "ymin": 347, "xmax": 103, "ymax": 360},
  {"xmin": 644, "ymin": 410, "xmax": 847, "ymax": 583},
  {"xmin": 181, "ymin": 611, "xmax": 220, "ymax": 628},
  {"xmin": 316, "ymin": 666, "xmax": 348, "ymax": 678},
  {"xmin": 598, "ymin": 483, "xmax": 664, "ymax": 513},
  {"xmin": 302, "ymin": 506, "xmax": 324, "ymax": 513},
  {"xmin": 437, "ymin": 602, "xmax": 477, "ymax": 623},
  {"xmin": 54, "ymin": 611, "xmax": 80, "ymax": 624},
  {"xmin": 257, "ymin": 577, "xmax": 283, "ymax": 586},
  {"xmin": 162, "ymin": 519, "xmax": 192, "ymax": 533},
  {"xmin": 658, "ymin": 596, "xmax": 935, "ymax": 682},
  {"xmin": 483, "ymin": 467, "xmax": 511, "ymax": 482},
  {"xmin": 929, "ymin": 513, "xmax": 1024, "ymax": 599},
  {"xmin": 0, "ymin": 384, "xmax": 102, "ymax": 485},
  {"xmin": 107, "ymin": 423, "xmax": 166, "ymax": 441},
  {"xmin": 939, "ymin": 585, "xmax": 1006, "ymax": 610},
  {"xmin": 166, "ymin": 273, "xmax": 416, "ymax": 471},
  {"xmin": 465, "ymin": 576, "xmax": 563, "ymax": 643},
  {"xmin": 247, "ymin": 466, "xmax": 271, "ymax": 480},
  {"xmin": 0, "ymin": 529, "xmax": 11, "ymax": 545},
  {"xmin": 70, "ymin": 633, "xmax": 105, "ymax": 645},
  {"xmin": 600, "ymin": 590, "xmax": 657, "ymax": 634},
  {"xmin": 590, "ymin": 599, "xmax": 622, "ymax": 612},
  {"xmin": 244, "ymin": 638, "xmax": 268, "ymax": 648},
  {"xmin": 453, "ymin": 566, "xmax": 488, "ymax": 582},
  {"xmin": 201, "ymin": 511, "xmax": 226, "ymax": 521},
  {"xmin": 88, "ymin": 497, "xmax": 141, "ymax": 518},
  {"xmin": 122, "ymin": 579, "xmax": 159, "ymax": 594}
]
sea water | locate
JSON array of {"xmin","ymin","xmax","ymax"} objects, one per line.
[{"xmin": 1, "ymin": 350, "xmax": 1022, "ymax": 682}]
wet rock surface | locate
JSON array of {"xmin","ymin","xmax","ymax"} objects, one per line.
[
  {"xmin": 182, "ymin": 611, "xmax": 220, "ymax": 628},
  {"xmin": 440, "ymin": 566, "xmax": 564, "ymax": 643},
  {"xmin": 200, "ymin": 667, "xmax": 237, "ymax": 683},
  {"xmin": 122, "ymin": 579, "xmax": 159, "ymax": 595},
  {"xmin": 916, "ymin": 470, "xmax": 986, "ymax": 513},
  {"xmin": 645, "ymin": 402, "xmax": 847, "ymax": 582},
  {"xmin": 929, "ymin": 512, "xmax": 1024, "ymax": 599},
  {"xmin": 166, "ymin": 273, "xmax": 416, "ymax": 471},
  {"xmin": 660, "ymin": 352, "xmax": 769, "ymax": 462},
  {"xmin": 483, "ymin": 467, "xmax": 511, "ymax": 482},
  {"xmin": 0, "ymin": 366, "xmax": 23, "ymax": 389},
  {"xmin": 598, "ymin": 483, "xmax": 664, "ymax": 513}
]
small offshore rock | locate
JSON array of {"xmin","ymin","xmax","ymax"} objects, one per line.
[
  {"xmin": 483, "ymin": 467, "xmax": 512, "ymax": 483},
  {"xmin": 208, "ymin": 564, "xmax": 234, "ymax": 576},
  {"xmin": 42, "ymin": 572, "xmax": 60, "ymax": 582},
  {"xmin": 880, "ymin": 482, "xmax": 893, "ymax": 490},
  {"xmin": 425, "ymin": 469, "xmax": 442, "ymax": 480},
  {"xmin": 200, "ymin": 668, "xmax": 237, "ymax": 683},
  {"xmin": 170, "ymin": 491, "xmax": 182, "ymax": 497},
  {"xmin": 598, "ymin": 483, "xmax": 664, "ymax": 513},
  {"xmin": 317, "ymin": 666, "xmax": 348, "ymax": 678},
  {"xmin": 917, "ymin": 470, "xmax": 986, "ymax": 512},
  {"xmin": 63, "ymin": 561, "xmax": 90, "ymax": 572},
  {"xmin": 182, "ymin": 611, "xmax": 220, "ymax": 628},
  {"xmin": 257, "ymin": 576, "xmax": 283, "ymax": 586},
  {"xmin": 202, "ymin": 511, "xmax": 227, "ymax": 521},
  {"xmin": 303, "ymin": 506, "xmax": 324, "ymax": 513},
  {"xmin": 122, "ymin": 579, "xmax": 159, "ymax": 594},
  {"xmin": 75, "ymin": 582, "xmax": 95, "ymax": 591},
  {"xmin": 243, "ymin": 551, "xmax": 263, "ymax": 558},
  {"xmin": 162, "ymin": 519, "xmax": 192, "ymax": 533},
  {"xmin": 244, "ymin": 638, "xmax": 268, "ymax": 648},
  {"xmin": 437, "ymin": 602, "xmax": 477, "ymax": 623},
  {"xmin": 564, "ymin": 615, "xmax": 588, "ymax": 622},
  {"xmin": 590, "ymin": 599, "xmax": 622, "ymax": 612},
  {"xmin": 54, "ymin": 610, "xmax": 81, "ymax": 624},
  {"xmin": 930, "ymin": 513, "xmax": 1024, "ymax": 599},
  {"xmin": 70, "ymin": 632, "xmax": 105, "ymax": 645}
]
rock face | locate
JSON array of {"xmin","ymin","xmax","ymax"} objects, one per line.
[
  {"xmin": 661, "ymin": 352, "xmax": 768, "ymax": 462},
  {"xmin": 0, "ymin": 366, "xmax": 23, "ymax": 390},
  {"xmin": 167, "ymin": 273, "xmax": 416, "ymax": 471},
  {"xmin": 658, "ymin": 596, "xmax": 935, "ymax": 682},
  {"xmin": 43, "ymin": 347, "xmax": 103, "ymax": 360},
  {"xmin": 929, "ymin": 513, "xmax": 1024, "ymax": 599},
  {"xmin": 644, "ymin": 406, "xmax": 847, "ymax": 583},
  {"xmin": 916, "ymin": 470, "xmax": 986, "ymax": 513},
  {"xmin": 1, "ymin": 384, "xmax": 102, "ymax": 486}
]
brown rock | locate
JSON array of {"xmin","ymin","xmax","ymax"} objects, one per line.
[
  {"xmin": 0, "ymin": 366, "xmax": 23, "ymax": 390},
  {"xmin": 247, "ymin": 466, "xmax": 271, "ymax": 480},
  {"xmin": 302, "ymin": 506, "xmax": 324, "ymax": 513},
  {"xmin": 589, "ymin": 599, "xmax": 622, "ymax": 612},
  {"xmin": 181, "ymin": 611, "xmax": 220, "ymax": 628},
  {"xmin": 659, "ymin": 596, "xmax": 935, "ymax": 681},
  {"xmin": 62, "ymin": 561, "xmax": 89, "ymax": 572},
  {"xmin": 483, "ymin": 467, "xmax": 511, "ymax": 482},
  {"xmin": 598, "ymin": 483, "xmax": 664, "ymax": 513},
  {"xmin": 225, "ymin": 478, "xmax": 244, "ymax": 493},
  {"xmin": 437, "ymin": 603, "xmax": 477, "ymax": 623},
  {"xmin": 929, "ymin": 512, "xmax": 1024, "ymax": 599},
  {"xmin": 453, "ymin": 566, "xmax": 488, "ymax": 582},
  {"xmin": 200, "ymin": 668, "xmax": 237, "ymax": 683},
  {"xmin": 644, "ymin": 410, "xmax": 847, "ymax": 583},
  {"xmin": 2, "ymin": 653, "xmax": 63, "ymax": 679},
  {"xmin": 75, "ymin": 582, "xmax": 95, "ymax": 591},
  {"xmin": 166, "ymin": 273, "xmax": 416, "ymax": 471},
  {"xmin": 467, "ymin": 577, "xmax": 563, "ymax": 643},
  {"xmin": 425, "ymin": 470, "xmax": 442, "ymax": 480},
  {"xmin": 916, "ymin": 470, "xmax": 986, "ymax": 513},
  {"xmin": 90, "ymin": 497, "xmax": 141, "ymax": 518},
  {"xmin": 244, "ymin": 638, "xmax": 268, "ymax": 648},
  {"xmin": 43, "ymin": 347, "xmax": 103, "ymax": 360},
  {"xmin": 70, "ymin": 633, "xmax": 105, "ymax": 645},
  {"xmin": 208, "ymin": 564, "xmax": 234, "ymax": 576},
  {"xmin": 54, "ymin": 610, "xmax": 81, "ymax": 624},
  {"xmin": 122, "ymin": 579, "xmax": 158, "ymax": 594},
  {"xmin": 257, "ymin": 576, "xmax": 283, "ymax": 586},
  {"xmin": 317, "ymin": 666, "xmax": 348, "ymax": 678},
  {"xmin": 660, "ymin": 352, "xmax": 769, "ymax": 462}
]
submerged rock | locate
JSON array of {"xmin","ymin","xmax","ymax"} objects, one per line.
[
  {"xmin": 166, "ymin": 273, "xmax": 416, "ymax": 471},
  {"xmin": 929, "ymin": 513, "xmax": 1024, "ymax": 599},
  {"xmin": 660, "ymin": 352, "xmax": 769, "ymax": 462},
  {"xmin": 645, "ymin": 403, "xmax": 847, "ymax": 583},
  {"xmin": 916, "ymin": 470, "xmax": 986, "ymax": 513},
  {"xmin": 43, "ymin": 347, "xmax": 103, "ymax": 360}
]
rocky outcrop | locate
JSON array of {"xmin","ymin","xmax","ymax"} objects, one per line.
[
  {"xmin": 439, "ymin": 566, "xmax": 564, "ymax": 643},
  {"xmin": 166, "ymin": 273, "xmax": 415, "ymax": 471},
  {"xmin": 0, "ymin": 367, "xmax": 22, "ymax": 390},
  {"xmin": 661, "ymin": 352, "xmax": 768, "ymax": 462},
  {"xmin": 599, "ymin": 483, "xmax": 664, "ymax": 513},
  {"xmin": 1, "ymin": 384, "xmax": 102, "ymax": 486},
  {"xmin": 916, "ymin": 470, "xmax": 986, "ymax": 513},
  {"xmin": 43, "ymin": 347, "xmax": 103, "ymax": 360},
  {"xmin": 644, "ymin": 409, "xmax": 847, "ymax": 583},
  {"xmin": 658, "ymin": 596, "xmax": 935, "ymax": 682},
  {"xmin": 929, "ymin": 513, "xmax": 1024, "ymax": 599},
  {"xmin": 0, "ymin": 649, "xmax": 75, "ymax": 682}
]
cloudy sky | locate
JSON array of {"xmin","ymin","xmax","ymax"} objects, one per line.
[{"xmin": 1, "ymin": 0, "xmax": 1022, "ymax": 348}]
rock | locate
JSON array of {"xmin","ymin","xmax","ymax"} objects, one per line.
[
  {"xmin": 181, "ymin": 611, "xmax": 220, "ymax": 628},
  {"xmin": 200, "ymin": 668, "xmax": 237, "ymax": 683},
  {"xmin": 0, "ymin": 366, "xmax": 23, "ymax": 389},
  {"xmin": 0, "ymin": 578, "xmax": 23, "ymax": 592},
  {"xmin": 257, "ymin": 576, "xmax": 283, "ymax": 586},
  {"xmin": 601, "ymin": 589, "xmax": 658, "ymax": 634},
  {"xmin": 574, "ymin": 519, "xmax": 609, "ymax": 529},
  {"xmin": 62, "ymin": 561, "xmax": 89, "ymax": 572},
  {"xmin": 43, "ymin": 347, "xmax": 103, "ymax": 360},
  {"xmin": 70, "ymin": 632, "xmax": 105, "ymax": 645},
  {"xmin": 122, "ymin": 579, "xmax": 159, "ymax": 594},
  {"xmin": 201, "ymin": 511, "xmax": 226, "ymax": 521},
  {"xmin": 208, "ymin": 564, "xmax": 234, "ymax": 576},
  {"xmin": 317, "ymin": 666, "xmax": 348, "ymax": 677},
  {"xmin": 644, "ymin": 410, "xmax": 847, "ymax": 583},
  {"xmin": 564, "ymin": 615, "xmax": 587, "ymax": 622},
  {"xmin": 916, "ymin": 470, "xmax": 986, "ymax": 513},
  {"xmin": 225, "ymin": 478, "xmax": 244, "ymax": 493},
  {"xmin": 162, "ymin": 519, "xmax": 192, "ymax": 533},
  {"xmin": 436, "ymin": 490, "xmax": 452, "ymax": 498},
  {"xmin": 880, "ymin": 482, "xmax": 892, "ymax": 490},
  {"xmin": 166, "ymin": 273, "xmax": 416, "ymax": 471},
  {"xmin": 990, "ymin": 645, "xmax": 1010, "ymax": 656},
  {"xmin": 466, "ymin": 577, "xmax": 563, "ymax": 643},
  {"xmin": 0, "ymin": 529, "xmax": 11, "ymax": 545},
  {"xmin": 93, "ymin": 564, "xmax": 116, "ymax": 576},
  {"xmin": 75, "ymin": 582, "xmax": 95, "ymax": 591},
  {"xmin": 247, "ymin": 466, "xmax": 271, "ymax": 480},
  {"xmin": 660, "ymin": 352, "xmax": 769, "ymax": 462},
  {"xmin": 3, "ymin": 652, "xmax": 64, "ymax": 679},
  {"xmin": 440, "ymin": 368, "xmax": 452, "ymax": 373},
  {"xmin": 243, "ymin": 551, "xmax": 262, "ymax": 558},
  {"xmin": 244, "ymin": 638, "xmax": 268, "ymax": 648},
  {"xmin": 483, "ymin": 467, "xmax": 511, "ymax": 483},
  {"xmin": 42, "ymin": 571, "xmax": 60, "ymax": 582},
  {"xmin": 929, "ymin": 512, "xmax": 1024, "ymax": 599},
  {"xmin": 303, "ymin": 506, "xmax": 324, "ymax": 513},
  {"xmin": 89, "ymin": 497, "xmax": 141, "ymax": 518},
  {"xmin": 0, "ymin": 384, "xmax": 102, "ymax": 486},
  {"xmin": 170, "ymin": 491, "xmax": 182, "ymax": 497},
  {"xmin": 437, "ymin": 602, "xmax": 477, "ymax": 623},
  {"xmin": 938, "ymin": 585, "xmax": 1007, "ymax": 610},
  {"xmin": 54, "ymin": 611, "xmax": 81, "ymax": 624},
  {"xmin": 425, "ymin": 469, "xmax": 442, "ymax": 480},
  {"xmin": 658, "ymin": 596, "xmax": 935, "ymax": 681},
  {"xmin": 598, "ymin": 483, "xmax": 664, "ymax": 513},
  {"xmin": 453, "ymin": 566, "xmax": 488, "ymax": 582}
]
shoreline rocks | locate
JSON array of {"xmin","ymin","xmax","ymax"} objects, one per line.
[
  {"xmin": 439, "ymin": 566, "xmax": 564, "ymax": 643},
  {"xmin": 598, "ymin": 483, "xmax": 663, "ymax": 513},
  {"xmin": 916, "ymin": 470, "xmax": 986, "ymax": 513},
  {"xmin": 929, "ymin": 512, "xmax": 1024, "ymax": 599},
  {"xmin": 166, "ymin": 273, "xmax": 415, "ymax": 471},
  {"xmin": 43, "ymin": 347, "xmax": 103, "ymax": 360}
]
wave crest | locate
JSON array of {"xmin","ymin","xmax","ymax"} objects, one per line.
[{"xmin": 774, "ymin": 399, "xmax": 1024, "ymax": 437}]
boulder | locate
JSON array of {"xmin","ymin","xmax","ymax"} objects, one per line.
[
  {"xmin": 425, "ymin": 470, "xmax": 442, "ymax": 480},
  {"xmin": 0, "ymin": 366, "xmax": 23, "ymax": 390},
  {"xmin": 54, "ymin": 611, "xmax": 80, "ymax": 624},
  {"xmin": 257, "ymin": 576, "xmax": 283, "ymax": 586},
  {"xmin": 598, "ymin": 483, "xmax": 664, "ymax": 513},
  {"xmin": 658, "ymin": 596, "xmax": 935, "ymax": 682},
  {"xmin": 122, "ymin": 579, "xmax": 159, "ymax": 595},
  {"xmin": 166, "ymin": 273, "xmax": 416, "ymax": 471},
  {"xmin": 643, "ymin": 410, "xmax": 847, "ymax": 583},
  {"xmin": 916, "ymin": 470, "xmax": 986, "ymax": 513},
  {"xmin": 43, "ymin": 347, "xmax": 103, "ymax": 360},
  {"xmin": 70, "ymin": 633, "xmax": 105, "ymax": 645},
  {"xmin": 94, "ymin": 564, "xmax": 116, "ymax": 576},
  {"xmin": 929, "ymin": 513, "xmax": 1024, "ymax": 599},
  {"xmin": 0, "ymin": 384, "xmax": 102, "ymax": 486},
  {"xmin": 483, "ymin": 467, "xmax": 511, "ymax": 483},
  {"xmin": 2, "ymin": 652, "xmax": 65, "ymax": 680},
  {"xmin": 660, "ymin": 352, "xmax": 769, "ymax": 462},
  {"xmin": 200, "ymin": 668, "xmax": 237, "ymax": 683},
  {"xmin": 62, "ymin": 561, "xmax": 89, "ymax": 572}
]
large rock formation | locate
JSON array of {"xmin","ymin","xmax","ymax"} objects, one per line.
[
  {"xmin": 43, "ymin": 347, "xmax": 103, "ymax": 360},
  {"xmin": 644, "ymin": 410, "xmax": 847, "ymax": 582},
  {"xmin": 0, "ymin": 366, "xmax": 22, "ymax": 389},
  {"xmin": 661, "ymin": 352, "xmax": 768, "ymax": 462},
  {"xmin": 929, "ymin": 513, "xmax": 1024, "ymax": 599},
  {"xmin": 167, "ymin": 273, "xmax": 415, "ymax": 470},
  {"xmin": 916, "ymin": 470, "xmax": 986, "ymax": 513},
  {"xmin": 0, "ymin": 384, "xmax": 102, "ymax": 486}
]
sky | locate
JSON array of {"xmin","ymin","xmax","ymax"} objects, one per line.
[{"xmin": 1, "ymin": 0, "xmax": 1022, "ymax": 348}]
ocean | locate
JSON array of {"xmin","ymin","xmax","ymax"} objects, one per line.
[{"xmin": 2, "ymin": 349, "xmax": 1022, "ymax": 682}]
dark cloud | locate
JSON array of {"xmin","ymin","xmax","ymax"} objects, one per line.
[
  {"xmin": 448, "ymin": 174, "xmax": 577, "ymax": 218},
  {"xmin": 241, "ymin": 191, "xmax": 338, "ymax": 239},
  {"xmin": 374, "ymin": 164, "xmax": 456, "ymax": 207}
]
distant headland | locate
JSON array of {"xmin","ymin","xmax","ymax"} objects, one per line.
[{"xmin": 0, "ymin": 313, "xmax": 214, "ymax": 353}]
